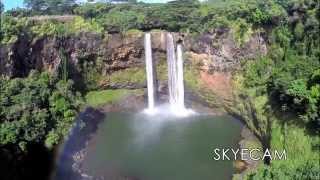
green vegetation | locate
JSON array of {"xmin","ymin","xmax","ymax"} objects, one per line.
[
  {"xmin": 109, "ymin": 67, "xmax": 146, "ymax": 84},
  {"xmin": 155, "ymin": 55, "xmax": 168, "ymax": 81},
  {"xmin": 270, "ymin": 123, "xmax": 319, "ymax": 169},
  {"xmin": 0, "ymin": 71, "xmax": 83, "ymax": 150},
  {"xmin": 0, "ymin": 15, "xmax": 104, "ymax": 44},
  {"xmin": 1, "ymin": 15, "xmax": 103, "ymax": 44},
  {"xmin": 244, "ymin": 123, "xmax": 320, "ymax": 179},
  {"xmin": 1, "ymin": 0, "xmax": 290, "ymax": 44},
  {"xmin": 228, "ymin": 1, "xmax": 320, "ymax": 178},
  {"xmin": 184, "ymin": 60, "xmax": 202, "ymax": 91},
  {"xmin": 31, "ymin": 16, "xmax": 103, "ymax": 38},
  {"xmin": 184, "ymin": 55, "xmax": 223, "ymax": 108},
  {"xmin": 125, "ymin": 29, "xmax": 144, "ymax": 36},
  {"xmin": 0, "ymin": 16, "xmax": 30, "ymax": 44},
  {"xmin": 85, "ymin": 89, "xmax": 143, "ymax": 107}
]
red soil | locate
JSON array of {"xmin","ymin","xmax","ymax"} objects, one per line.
[{"xmin": 200, "ymin": 71, "xmax": 232, "ymax": 100}]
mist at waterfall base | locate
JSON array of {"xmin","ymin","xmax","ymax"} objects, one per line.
[{"xmin": 143, "ymin": 33, "xmax": 194, "ymax": 117}]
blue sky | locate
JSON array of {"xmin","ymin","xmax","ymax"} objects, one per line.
[
  {"xmin": 3, "ymin": 0, "xmax": 174, "ymax": 11},
  {"xmin": 3, "ymin": 0, "xmax": 24, "ymax": 11}
]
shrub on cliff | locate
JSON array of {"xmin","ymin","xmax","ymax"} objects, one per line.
[
  {"xmin": 0, "ymin": 71, "xmax": 83, "ymax": 150},
  {"xmin": 246, "ymin": 162, "xmax": 320, "ymax": 180},
  {"xmin": 30, "ymin": 16, "xmax": 103, "ymax": 38},
  {"xmin": 0, "ymin": 16, "xmax": 30, "ymax": 44},
  {"xmin": 73, "ymin": 2, "xmax": 114, "ymax": 18}
]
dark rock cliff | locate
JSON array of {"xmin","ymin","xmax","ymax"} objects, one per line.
[
  {"xmin": 0, "ymin": 32, "xmax": 144, "ymax": 78},
  {"xmin": 183, "ymin": 28, "xmax": 267, "ymax": 72},
  {"xmin": 0, "ymin": 30, "xmax": 267, "ymax": 84}
]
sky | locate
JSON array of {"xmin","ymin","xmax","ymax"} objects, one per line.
[
  {"xmin": 3, "ymin": 0, "xmax": 24, "ymax": 11},
  {"xmin": 2, "ymin": 0, "xmax": 175, "ymax": 11}
]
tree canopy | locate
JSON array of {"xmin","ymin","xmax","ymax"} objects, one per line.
[
  {"xmin": 0, "ymin": 71, "xmax": 83, "ymax": 150},
  {"xmin": 24, "ymin": 0, "xmax": 76, "ymax": 14}
]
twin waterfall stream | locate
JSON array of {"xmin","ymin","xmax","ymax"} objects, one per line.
[
  {"xmin": 144, "ymin": 33, "xmax": 192, "ymax": 116},
  {"xmin": 56, "ymin": 33, "xmax": 244, "ymax": 180},
  {"xmin": 144, "ymin": 33, "xmax": 155, "ymax": 111}
]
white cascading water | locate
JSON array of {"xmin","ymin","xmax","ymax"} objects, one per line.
[
  {"xmin": 167, "ymin": 33, "xmax": 193, "ymax": 116},
  {"xmin": 143, "ymin": 33, "xmax": 193, "ymax": 117},
  {"xmin": 166, "ymin": 33, "xmax": 178, "ymax": 106},
  {"xmin": 144, "ymin": 33, "xmax": 155, "ymax": 113},
  {"xmin": 176, "ymin": 44, "xmax": 185, "ymax": 110}
]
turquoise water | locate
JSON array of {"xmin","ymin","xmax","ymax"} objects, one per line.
[{"xmin": 82, "ymin": 112, "xmax": 243, "ymax": 180}]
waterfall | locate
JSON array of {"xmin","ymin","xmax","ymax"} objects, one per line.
[
  {"xmin": 176, "ymin": 44, "xmax": 185, "ymax": 109},
  {"xmin": 166, "ymin": 33, "xmax": 177, "ymax": 106},
  {"xmin": 143, "ymin": 32, "xmax": 194, "ymax": 117},
  {"xmin": 145, "ymin": 33, "xmax": 155, "ymax": 112},
  {"xmin": 166, "ymin": 33, "xmax": 186, "ymax": 112}
]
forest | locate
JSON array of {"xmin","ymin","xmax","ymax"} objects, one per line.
[{"xmin": 0, "ymin": 0, "xmax": 319, "ymax": 179}]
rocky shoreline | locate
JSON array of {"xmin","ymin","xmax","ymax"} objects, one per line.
[
  {"xmin": 54, "ymin": 107, "xmax": 105, "ymax": 180},
  {"xmin": 232, "ymin": 127, "xmax": 262, "ymax": 180}
]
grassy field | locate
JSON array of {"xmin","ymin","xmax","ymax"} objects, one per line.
[{"xmin": 85, "ymin": 89, "xmax": 143, "ymax": 107}]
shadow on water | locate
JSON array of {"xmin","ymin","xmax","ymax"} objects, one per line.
[{"xmin": 53, "ymin": 107, "xmax": 105, "ymax": 180}]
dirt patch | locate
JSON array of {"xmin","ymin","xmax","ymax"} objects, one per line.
[{"xmin": 200, "ymin": 71, "xmax": 232, "ymax": 101}]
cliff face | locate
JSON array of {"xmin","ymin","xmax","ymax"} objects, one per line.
[
  {"xmin": 184, "ymin": 29, "xmax": 267, "ymax": 72},
  {"xmin": 0, "ymin": 30, "xmax": 267, "ymax": 90},
  {"xmin": 0, "ymin": 32, "xmax": 145, "ymax": 78}
]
